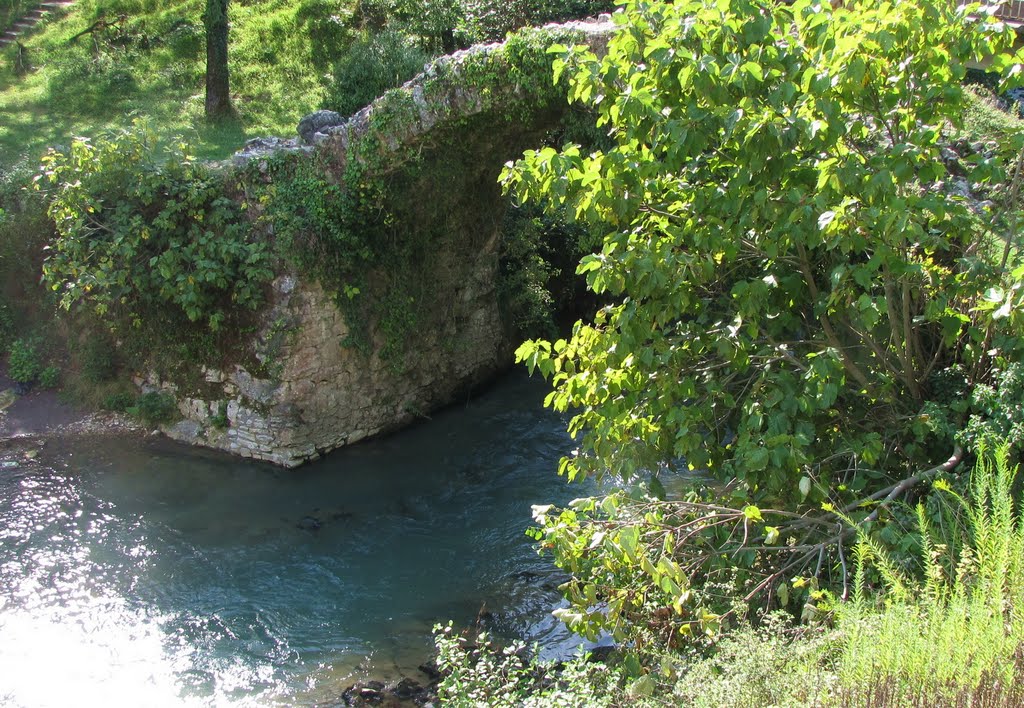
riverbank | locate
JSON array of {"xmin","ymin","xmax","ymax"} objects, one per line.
[
  {"xmin": 0, "ymin": 370, "xmax": 148, "ymax": 471},
  {"xmin": 0, "ymin": 372, "xmax": 143, "ymax": 450}
]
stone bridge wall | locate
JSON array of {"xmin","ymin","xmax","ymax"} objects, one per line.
[{"xmin": 155, "ymin": 17, "xmax": 614, "ymax": 466}]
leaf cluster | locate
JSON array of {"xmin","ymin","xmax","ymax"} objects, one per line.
[
  {"xmin": 36, "ymin": 122, "xmax": 273, "ymax": 333},
  {"xmin": 505, "ymin": 0, "xmax": 1024, "ymax": 501}
]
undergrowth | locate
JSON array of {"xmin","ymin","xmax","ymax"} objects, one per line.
[
  {"xmin": 836, "ymin": 445, "xmax": 1024, "ymax": 704},
  {"xmin": 435, "ymin": 448, "xmax": 1024, "ymax": 707}
]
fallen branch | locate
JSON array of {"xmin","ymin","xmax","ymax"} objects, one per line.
[
  {"xmin": 67, "ymin": 14, "xmax": 127, "ymax": 44},
  {"xmin": 544, "ymin": 445, "xmax": 968, "ymax": 632},
  {"xmin": 855, "ymin": 445, "xmax": 963, "ymax": 525}
]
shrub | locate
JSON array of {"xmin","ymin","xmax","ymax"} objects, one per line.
[
  {"xmin": 325, "ymin": 30, "xmax": 430, "ymax": 116},
  {"xmin": 37, "ymin": 365, "xmax": 60, "ymax": 389},
  {"xmin": 126, "ymin": 391, "xmax": 177, "ymax": 427},
  {"xmin": 670, "ymin": 614, "xmax": 838, "ymax": 707},
  {"xmin": 6, "ymin": 337, "xmax": 41, "ymax": 384},
  {"xmin": 434, "ymin": 624, "xmax": 624, "ymax": 707},
  {"xmin": 36, "ymin": 122, "xmax": 273, "ymax": 333},
  {"xmin": 101, "ymin": 391, "xmax": 137, "ymax": 413}
]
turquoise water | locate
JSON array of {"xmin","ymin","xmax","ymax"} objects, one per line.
[{"xmin": 0, "ymin": 373, "xmax": 591, "ymax": 706}]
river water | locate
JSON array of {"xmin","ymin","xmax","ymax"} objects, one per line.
[{"xmin": 0, "ymin": 373, "xmax": 592, "ymax": 706}]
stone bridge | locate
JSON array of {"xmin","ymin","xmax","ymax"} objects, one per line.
[{"xmin": 157, "ymin": 18, "xmax": 614, "ymax": 466}]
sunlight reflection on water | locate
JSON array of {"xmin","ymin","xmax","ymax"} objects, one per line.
[{"xmin": 0, "ymin": 373, "xmax": 592, "ymax": 705}]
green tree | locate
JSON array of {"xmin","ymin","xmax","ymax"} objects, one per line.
[
  {"xmin": 505, "ymin": 0, "xmax": 1024, "ymax": 501},
  {"xmin": 503, "ymin": 0, "xmax": 1024, "ymax": 664}
]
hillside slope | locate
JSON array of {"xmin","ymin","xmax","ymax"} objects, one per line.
[
  {"xmin": 0, "ymin": 0, "xmax": 614, "ymax": 168},
  {"xmin": 0, "ymin": 0, "xmax": 350, "ymax": 165}
]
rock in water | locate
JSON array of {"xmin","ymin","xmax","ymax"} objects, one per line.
[
  {"xmin": 296, "ymin": 515, "xmax": 322, "ymax": 532},
  {"xmin": 0, "ymin": 388, "xmax": 15, "ymax": 411}
]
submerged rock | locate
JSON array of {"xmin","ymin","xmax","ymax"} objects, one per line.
[
  {"xmin": 296, "ymin": 515, "xmax": 322, "ymax": 532},
  {"xmin": 338, "ymin": 677, "xmax": 435, "ymax": 707},
  {"xmin": 417, "ymin": 660, "xmax": 441, "ymax": 682},
  {"xmin": 388, "ymin": 678, "xmax": 425, "ymax": 701}
]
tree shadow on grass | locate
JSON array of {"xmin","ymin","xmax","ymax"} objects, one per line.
[{"xmin": 192, "ymin": 116, "xmax": 248, "ymax": 161}]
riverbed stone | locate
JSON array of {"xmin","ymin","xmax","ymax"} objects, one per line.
[
  {"xmin": 388, "ymin": 677, "xmax": 427, "ymax": 701},
  {"xmin": 168, "ymin": 419, "xmax": 203, "ymax": 442}
]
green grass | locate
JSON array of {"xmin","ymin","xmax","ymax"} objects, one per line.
[
  {"xmin": 968, "ymin": 88, "xmax": 1024, "ymax": 272},
  {"xmin": 960, "ymin": 85, "xmax": 1024, "ymax": 157},
  {"xmin": 0, "ymin": 0, "xmax": 348, "ymax": 167}
]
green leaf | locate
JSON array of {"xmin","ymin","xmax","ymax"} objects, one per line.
[
  {"xmin": 799, "ymin": 476, "xmax": 812, "ymax": 499},
  {"xmin": 742, "ymin": 61, "xmax": 764, "ymax": 82}
]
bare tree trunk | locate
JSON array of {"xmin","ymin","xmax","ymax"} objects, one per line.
[{"xmin": 204, "ymin": 0, "xmax": 236, "ymax": 121}]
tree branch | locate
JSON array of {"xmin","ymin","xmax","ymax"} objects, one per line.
[
  {"xmin": 796, "ymin": 242, "xmax": 874, "ymax": 392},
  {"xmin": 67, "ymin": 14, "xmax": 127, "ymax": 44},
  {"xmin": 856, "ymin": 445, "xmax": 962, "ymax": 525}
]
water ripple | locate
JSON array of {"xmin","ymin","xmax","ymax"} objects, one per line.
[{"xmin": 0, "ymin": 373, "xmax": 588, "ymax": 704}]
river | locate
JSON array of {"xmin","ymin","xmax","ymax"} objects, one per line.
[{"xmin": 0, "ymin": 372, "xmax": 593, "ymax": 706}]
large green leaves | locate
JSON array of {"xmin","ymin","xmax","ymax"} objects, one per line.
[
  {"xmin": 37, "ymin": 124, "xmax": 272, "ymax": 331},
  {"xmin": 503, "ymin": 0, "xmax": 1024, "ymax": 499}
]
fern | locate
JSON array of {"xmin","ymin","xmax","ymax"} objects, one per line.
[{"xmin": 837, "ymin": 445, "xmax": 1024, "ymax": 702}]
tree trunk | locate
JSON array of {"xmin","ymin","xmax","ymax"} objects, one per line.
[
  {"xmin": 204, "ymin": 0, "xmax": 235, "ymax": 121},
  {"xmin": 440, "ymin": 27, "xmax": 456, "ymax": 54}
]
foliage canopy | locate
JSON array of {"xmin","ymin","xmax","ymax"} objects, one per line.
[
  {"xmin": 502, "ymin": 0, "xmax": 1024, "ymax": 673},
  {"xmin": 36, "ymin": 123, "xmax": 273, "ymax": 332},
  {"xmin": 506, "ymin": 0, "xmax": 1024, "ymax": 502}
]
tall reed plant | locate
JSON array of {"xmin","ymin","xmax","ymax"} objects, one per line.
[{"xmin": 837, "ymin": 445, "xmax": 1024, "ymax": 705}]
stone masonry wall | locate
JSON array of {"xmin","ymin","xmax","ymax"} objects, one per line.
[
  {"xmin": 145, "ymin": 17, "xmax": 615, "ymax": 466},
  {"xmin": 157, "ymin": 227, "xmax": 505, "ymax": 466}
]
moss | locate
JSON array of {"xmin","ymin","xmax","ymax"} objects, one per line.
[{"xmin": 250, "ymin": 26, "xmax": 594, "ymax": 370}]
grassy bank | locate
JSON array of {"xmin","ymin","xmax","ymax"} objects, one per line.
[
  {"xmin": 0, "ymin": 0, "xmax": 614, "ymax": 168},
  {"xmin": 0, "ymin": 0, "xmax": 338, "ymax": 166}
]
